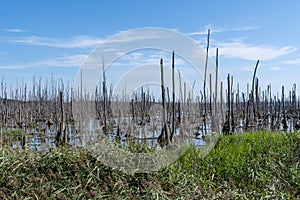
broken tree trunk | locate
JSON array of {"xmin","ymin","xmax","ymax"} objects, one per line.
[{"xmin": 55, "ymin": 91, "xmax": 65, "ymax": 143}]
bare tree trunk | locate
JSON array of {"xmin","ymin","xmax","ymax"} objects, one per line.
[
  {"xmin": 282, "ymin": 86, "xmax": 288, "ymax": 131},
  {"xmin": 251, "ymin": 60, "xmax": 260, "ymax": 122},
  {"xmin": 160, "ymin": 58, "xmax": 170, "ymax": 144},
  {"xmin": 214, "ymin": 48, "xmax": 219, "ymax": 126},
  {"xmin": 226, "ymin": 74, "xmax": 231, "ymax": 134},
  {"xmin": 102, "ymin": 60, "xmax": 108, "ymax": 134},
  {"xmin": 209, "ymin": 73, "xmax": 212, "ymax": 117},
  {"xmin": 178, "ymin": 71, "xmax": 183, "ymax": 124},
  {"xmin": 171, "ymin": 51, "xmax": 176, "ymax": 141},
  {"xmin": 230, "ymin": 76, "xmax": 234, "ymax": 133},
  {"xmin": 55, "ymin": 91, "xmax": 64, "ymax": 143},
  {"xmin": 203, "ymin": 29, "xmax": 210, "ymax": 135},
  {"xmin": 220, "ymin": 81, "xmax": 224, "ymax": 127}
]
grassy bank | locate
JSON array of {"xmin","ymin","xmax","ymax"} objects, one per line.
[{"xmin": 0, "ymin": 131, "xmax": 299, "ymax": 199}]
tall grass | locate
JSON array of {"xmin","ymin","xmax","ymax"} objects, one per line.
[{"xmin": 0, "ymin": 131, "xmax": 299, "ymax": 199}]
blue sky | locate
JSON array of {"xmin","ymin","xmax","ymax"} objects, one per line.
[{"xmin": 1, "ymin": 0, "xmax": 300, "ymax": 96}]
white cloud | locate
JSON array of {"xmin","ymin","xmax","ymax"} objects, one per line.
[
  {"xmin": 33, "ymin": 54, "xmax": 87, "ymax": 67},
  {"xmin": 107, "ymin": 28, "xmax": 174, "ymax": 43},
  {"xmin": 282, "ymin": 58, "xmax": 300, "ymax": 64},
  {"xmin": 7, "ymin": 28, "xmax": 179, "ymax": 50},
  {"xmin": 111, "ymin": 51, "xmax": 187, "ymax": 68},
  {"xmin": 189, "ymin": 25, "xmax": 296, "ymax": 61},
  {"xmin": 122, "ymin": 52, "xmax": 143, "ymax": 61},
  {"xmin": 10, "ymin": 35, "xmax": 103, "ymax": 49},
  {"xmin": 269, "ymin": 67, "xmax": 282, "ymax": 71},
  {"xmin": 4, "ymin": 28, "xmax": 27, "ymax": 33},
  {"xmin": 0, "ymin": 54, "xmax": 87, "ymax": 69},
  {"xmin": 188, "ymin": 25, "xmax": 260, "ymax": 36},
  {"xmin": 214, "ymin": 40, "xmax": 296, "ymax": 61},
  {"xmin": 239, "ymin": 65, "xmax": 255, "ymax": 72},
  {"xmin": 0, "ymin": 64, "xmax": 23, "ymax": 69}
]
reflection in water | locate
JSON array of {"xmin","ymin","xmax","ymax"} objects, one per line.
[
  {"xmin": 5, "ymin": 116, "xmax": 295, "ymax": 152},
  {"xmin": 7, "ymin": 119, "xmax": 208, "ymax": 151}
]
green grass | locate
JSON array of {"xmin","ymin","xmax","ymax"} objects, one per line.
[
  {"xmin": 0, "ymin": 131, "xmax": 299, "ymax": 199},
  {"xmin": 1, "ymin": 128, "xmax": 25, "ymax": 137}
]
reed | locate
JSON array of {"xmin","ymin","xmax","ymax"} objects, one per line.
[{"xmin": 0, "ymin": 130, "xmax": 298, "ymax": 199}]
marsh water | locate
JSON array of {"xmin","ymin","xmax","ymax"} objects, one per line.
[{"xmin": 6, "ymin": 119, "xmax": 208, "ymax": 151}]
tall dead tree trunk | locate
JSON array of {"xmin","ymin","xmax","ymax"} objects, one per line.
[
  {"xmin": 222, "ymin": 74, "xmax": 231, "ymax": 135},
  {"xmin": 251, "ymin": 60, "xmax": 260, "ymax": 122},
  {"xmin": 203, "ymin": 29, "xmax": 210, "ymax": 135},
  {"xmin": 170, "ymin": 51, "xmax": 176, "ymax": 141},
  {"xmin": 102, "ymin": 60, "xmax": 108, "ymax": 134},
  {"xmin": 178, "ymin": 71, "xmax": 183, "ymax": 124},
  {"xmin": 214, "ymin": 48, "xmax": 219, "ymax": 125},
  {"xmin": 159, "ymin": 58, "xmax": 170, "ymax": 144}
]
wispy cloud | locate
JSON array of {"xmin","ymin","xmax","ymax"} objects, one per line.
[
  {"xmin": 188, "ymin": 25, "xmax": 260, "ymax": 36},
  {"xmin": 9, "ymin": 29, "xmax": 171, "ymax": 49},
  {"xmin": 33, "ymin": 54, "xmax": 87, "ymax": 67},
  {"xmin": 10, "ymin": 35, "xmax": 102, "ymax": 49},
  {"xmin": 104, "ymin": 28, "xmax": 178, "ymax": 44},
  {"xmin": 239, "ymin": 65, "xmax": 255, "ymax": 72},
  {"xmin": 214, "ymin": 40, "xmax": 296, "ymax": 61},
  {"xmin": 269, "ymin": 67, "xmax": 282, "ymax": 71},
  {"xmin": 4, "ymin": 28, "xmax": 27, "ymax": 33},
  {"xmin": 112, "ymin": 51, "xmax": 187, "ymax": 67},
  {"xmin": 282, "ymin": 58, "xmax": 300, "ymax": 64},
  {"xmin": 189, "ymin": 25, "xmax": 296, "ymax": 61},
  {"xmin": 0, "ymin": 54, "xmax": 87, "ymax": 69},
  {"xmin": 122, "ymin": 52, "xmax": 143, "ymax": 61}
]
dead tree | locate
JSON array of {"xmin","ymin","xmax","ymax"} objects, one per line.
[
  {"xmin": 55, "ymin": 91, "xmax": 65, "ymax": 143},
  {"xmin": 170, "ymin": 51, "xmax": 176, "ymax": 141},
  {"xmin": 203, "ymin": 29, "xmax": 210, "ymax": 135},
  {"xmin": 158, "ymin": 58, "xmax": 170, "ymax": 145}
]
